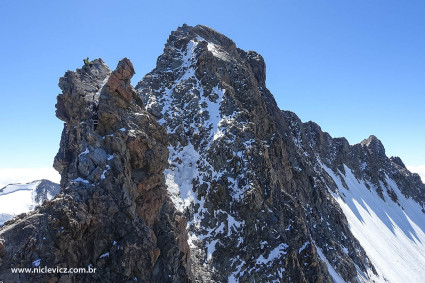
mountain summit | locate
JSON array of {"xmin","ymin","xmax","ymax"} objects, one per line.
[
  {"xmin": 1, "ymin": 24, "xmax": 424, "ymax": 283},
  {"xmin": 136, "ymin": 24, "xmax": 425, "ymax": 282}
]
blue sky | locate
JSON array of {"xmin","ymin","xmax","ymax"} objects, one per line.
[{"xmin": 0, "ymin": 1, "xmax": 424, "ymax": 178}]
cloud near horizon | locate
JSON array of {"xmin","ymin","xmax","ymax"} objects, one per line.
[
  {"xmin": 0, "ymin": 167, "xmax": 61, "ymax": 189},
  {"xmin": 407, "ymin": 165, "xmax": 425, "ymax": 183}
]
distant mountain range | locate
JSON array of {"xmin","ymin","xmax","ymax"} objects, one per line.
[{"xmin": 0, "ymin": 180, "xmax": 60, "ymax": 226}]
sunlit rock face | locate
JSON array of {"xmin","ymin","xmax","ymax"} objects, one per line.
[{"xmin": 0, "ymin": 58, "xmax": 189, "ymax": 283}]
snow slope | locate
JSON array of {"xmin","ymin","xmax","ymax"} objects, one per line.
[
  {"xmin": 0, "ymin": 167, "xmax": 60, "ymax": 189},
  {"xmin": 322, "ymin": 164, "xmax": 425, "ymax": 282},
  {"xmin": 0, "ymin": 181, "xmax": 57, "ymax": 226}
]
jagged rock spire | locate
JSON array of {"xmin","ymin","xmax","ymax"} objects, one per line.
[
  {"xmin": 361, "ymin": 135, "xmax": 386, "ymax": 156},
  {"xmin": 0, "ymin": 59, "xmax": 189, "ymax": 282}
]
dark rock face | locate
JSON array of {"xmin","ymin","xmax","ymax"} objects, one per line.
[
  {"xmin": 34, "ymin": 180, "xmax": 61, "ymax": 205},
  {"xmin": 0, "ymin": 59, "xmax": 189, "ymax": 282},
  {"xmin": 137, "ymin": 24, "xmax": 357, "ymax": 282},
  {"xmin": 137, "ymin": 24, "xmax": 425, "ymax": 282}
]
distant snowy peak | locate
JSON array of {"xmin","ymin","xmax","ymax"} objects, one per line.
[
  {"xmin": 0, "ymin": 180, "xmax": 41, "ymax": 195},
  {"xmin": 0, "ymin": 179, "xmax": 60, "ymax": 226}
]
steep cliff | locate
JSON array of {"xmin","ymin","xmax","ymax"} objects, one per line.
[
  {"xmin": 0, "ymin": 59, "xmax": 189, "ymax": 282},
  {"xmin": 136, "ymin": 24, "xmax": 369, "ymax": 282}
]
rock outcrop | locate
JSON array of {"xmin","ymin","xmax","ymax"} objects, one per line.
[{"xmin": 0, "ymin": 59, "xmax": 189, "ymax": 282}]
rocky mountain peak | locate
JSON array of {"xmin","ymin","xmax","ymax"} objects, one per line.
[
  {"xmin": 390, "ymin": 156, "xmax": 406, "ymax": 169},
  {"xmin": 169, "ymin": 24, "xmax": 236, "ymax": 50},
  {"xmin": 360, "ymin": 135, "xmax": 386, "ymax": 156},
  {"xmin": 137, "ymin": 24, "xmax": 375, "ymax": 282},
  {"xmin": 56, "ymin": 58, "xmax": 111, "ymax": 123},
  {"xmin": 102, "ymin": 58, "xmax": 136, "ymax": 107},
  {"xmin": 137, "ymin": 24, "xmax": 425, "ymax": 282},
  {"xmin": 246, "ymin": 51, "xmax": 266, "ymax": 85}
]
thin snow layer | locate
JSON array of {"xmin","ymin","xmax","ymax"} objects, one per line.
[
  {"xmin": 155, "ymin": 36, "xmax": 227, "ymax": 213},
  {"xmin": 93, "ymin": 75, "xmax": 110, "ymax": 102},
  {"xmin": 164, "ymin": 143, "xmax": 201, "ymax": 212},
  {"xmin": 32, "ymin": 259, "xmax": 41, "ymax": 267},
  {"xmin": 149, "ymin": 36, "xmax": 255, "ymax": 270},
  {"xmin": 257, "ymin": 243, "xmax": 288, "ymax": 266},
  {"xmin": 228, "ymin": 242, "xmax": 287, "ymax": 282},
  {"xmin": 99, "ymin": 252, "xmax": 109, "ymax": 259},
  {"xmin": 0, "ymin": 181, "xmax": 47, "ymax": 225},
  {"xmin": 322, "ymin": 163, "xmax": 425, "ymax": 283},
  {"xmin": 207, "ymin": 41, "xmax": 231, "ymax": 62}
]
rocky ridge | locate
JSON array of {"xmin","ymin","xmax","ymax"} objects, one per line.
[
  {"xmin": 0, "ymin": 24, "xmax": 423, "ymax": 283},
  {"xmin": 0, "ymin": 59, "xmax": 189, "ymax": 282}
]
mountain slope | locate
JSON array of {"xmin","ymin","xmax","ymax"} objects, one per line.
[
  {"xmin": 137, "ymin": 24, "xmax": 425, "ymax": 282},
  {"xmin": 137, "ymin": 24, "xmax": 372, "ymax": 282},
  {"xmin": 0, "ymin": 24, "xmax": 423, "ymax": 283},
  {"xmin": 286, "ymin": 116, "xmax": 425, "ymax": 282},
  {"xmin": 0, "ymin": 180, "xmax": 60, "ymax": 226},
  {"xmin": 137, "ymin": 24, "xmax": 330, "ymax": 282}
]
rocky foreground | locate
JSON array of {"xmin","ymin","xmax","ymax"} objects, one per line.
[{"xmin": 0, "ymin": 59, "xmax": 189, "ymax": 282}]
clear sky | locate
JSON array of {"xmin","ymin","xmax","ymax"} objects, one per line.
[{"xmin": 0, "ymin": 0, "xmax": 424, "ymax": 182}]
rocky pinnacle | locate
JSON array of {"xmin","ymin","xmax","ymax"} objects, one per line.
[{"xmin": 0, "ymin": 59, "xmax": 189, "ymax": 282}]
